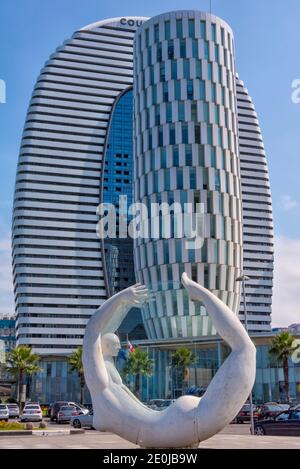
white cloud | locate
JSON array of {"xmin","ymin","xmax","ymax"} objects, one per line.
[
  {"xmin": 280, "ymin": 195, "xmax": 298, "ymax": 211},
  {"xmin": 272, "ymin": 236, "xmax": 300, "ymax": 327}
]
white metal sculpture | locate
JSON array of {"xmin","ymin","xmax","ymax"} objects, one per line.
[{"xmin": 83, "ymin": 273, "xmax": 256, "ymax": 448}]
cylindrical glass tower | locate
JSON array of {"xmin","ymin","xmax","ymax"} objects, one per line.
[{"xmin": 133, "ymin": 11, "xmax": 243, "ymax": 339}]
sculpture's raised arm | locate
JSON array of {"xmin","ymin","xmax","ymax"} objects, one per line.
[
  {"xmin": 182, "ymin": 273, "xmax": 256, "ymax": 440},
  {"xmin": 85, "ymin": 283, "xmax": 148, "ymax": 340},
  {"xmin": 82, "ymin": 284, "xmax": 148, "ymax": 391}
]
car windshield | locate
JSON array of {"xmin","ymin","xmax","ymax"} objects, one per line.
[
  {"xmin": 24, "ymin": 405, "xmax": 40, "ymax": 410},
  {"xmin": 241, "ymin": 405, "xmax": 251, "ymax": 411},
  {"xmin": 7, "ymin": 404, "xmax": 18, "ymax": 407},
  {"xmin": 60, "ymin": 407, "xmax": 75, "ymax": 413},
  {"xmin": 0, "ymin": 405, "xmax": 7, "ymax": 409}
]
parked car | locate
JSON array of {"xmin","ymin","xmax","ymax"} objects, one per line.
[
  {"xmin": 50, "ymin": 401, "xmax": 89, "ymax": 422},
  {"xmin": 234, "ymin": 404, "xmax": 259, "ymax": 424},
  {"xmin": 0, "ymin": 404, "xmax": 9, "ymax": 422},
  {"xmin": 70, "ymin": 410, "xmax": 94, "ymax": 429},
  {"xmin": 254, "ymin": 408, "xmax": 300, "ymax": 436},
  {"xmin": 256, "ymin": 403, "xmax": 290, "ymax": 420},
  {"xmin": 20, "ymin": 403, "xmax": 43, "ymax": 422},
  {"xmin": 148, "ymin": 399, "xmax": 175, "ymax": 410},
  {"xmin": 6, "ymin": 403, "xmax": 20, "ymax": 419},
  {"xmin": 57, "ymin": 405, "xmax": 80, "ymax": 424}
]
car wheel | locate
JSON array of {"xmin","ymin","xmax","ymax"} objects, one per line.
[
  {"xmin": 73, "ymin": 419, "xmax": 81, "ymax": 429},
  {"xmin": 254, "ymin": 425, "xmax": 265, "ymax": 435}
]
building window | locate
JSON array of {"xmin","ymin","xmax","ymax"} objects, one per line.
[
  {"xmin": 191, "ymin": 101, "xmax": 197, "ymax": 122},
  {"xmin": 195, "ymin": 124, "xmax": 201, "ymax": 144},
  {"xmin": 163, "ymin": 82, "xmax": 168, "ymax": 102},
  {"xmin": 160, "ymin": 63, "xmax": 165, "ymax": 82},
  {"xmin": 176, "ymin": 19, "xmax": 183, "ymax": 38},
  {"xmin": 166, "ymin": 102, "xmax": 172, "ymax": 122},
  {"xmin": 207, "ymin": 124, "xmax": 213, "ymax": 145},
  {"xmin": 192, "ymin": 39, "xmax": 198, "ymax": 58},
  {"xmin": 204, "ymin": 41, "xmax": 209, "ymax": 60},
  {"xmin": 175, "ymin": 80, "xmax": 181, "ymax": 100},
  {"xmin": 199, "ymin": 80, "xmax": 206, "ymax": 100},
  {"xmin": 180, "ymin": 39, "xmax": 186, "ymax": 58},
  {"xmin": 171, "ymin": 60, "xmax": 177, "ymax": 80},
  {"xmin": 168, "ymin": 40, "xmax": 174, "ymax": 59},
  {"xmin": 200, "ymin": 21, "xmax": 206, "ymax": 39},
  {"xmin": 173, "ymin": 145, "xmax": 179, "ymax": 166},
  {"xmin": 169, "ymin": 123, "xmax": 176, "ymax": 145},
  {"xmin": 182, "ymin": 123, "xmax": 189, "ymax": 144},
  {"xmin": 154, "ymin": 23, "xmax": 159, "ymax": 42},
  {"xmin": 211, "ymin": 23, "xmax": 216, "ymax": 42},
  {"xmin": 196, "ymin": 59, "xmax": 202, "ymax": 79},
  {"xmin": 188, "ymin": 19, "xmax": 195, "ymax": 38},
  {"xmin": 157, "ymin": 42, "xmax": 162, "ymax": 62},
  {"xmin": 165, "ymin": 20, "xmax": 171, "ymax": 40},
  {"xmin": 187, "ymin": 80, "xmax": 194, "ymax": 100},
  {"xmin": 183, "ymin": 59, "xmax": 190, "ymax": 79}
]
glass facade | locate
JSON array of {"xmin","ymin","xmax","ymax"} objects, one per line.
[
  {"xmin": 0, "ymin": 318, "xmax": 16, "ymax": 352},
  {"xmin": 102, "ymin": 88, "xmax": 146, "ymax": 341},
  {"xmin": 29, "ymin": 335, "xmax": 300, "ymax": 405},
  {"xmin": 103, "ymin": 89, "xmax": 135, "ymax": 294}
]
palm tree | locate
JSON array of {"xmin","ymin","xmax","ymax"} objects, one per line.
[
  {"xmin": 5, "ymin": 346, "xmax": 41, "ymax": 408},
  {"xmin": 269, "ymin": 331, "xmax": 300, "ymax": 402},
  {"xmin": 68, "ymin": 347, "xmax": 85, "ymax": 405},
  {"xmin": 171, "ymin": 347, "xmax": 196, "ymax": 396},
  {"xmin": 122, "ymin": 348, "xmax": 153, "ymax": 397}
]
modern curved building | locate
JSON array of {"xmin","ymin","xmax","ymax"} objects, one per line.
[
  {"xmin": 12, "ymin": 17, "xmax": 148, "ymax": 354},
  {"xmin": 236, "ymin": 76, "xmax": 274, "ymax": 332},
  {"xmin": 133, "ymin": 11, "xmax": 243, "ymax": 339},
  {"xmin": 12, "ymin": 10, "xmax": 274, "ymax": 363}
]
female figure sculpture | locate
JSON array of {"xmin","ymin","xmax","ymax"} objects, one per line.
[{"xmin": 82, "ymin": 273, "xmax": 256, "ymax": 448}]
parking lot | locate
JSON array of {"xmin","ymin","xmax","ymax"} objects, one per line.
[{"xmin": 0, "ymin": 423, "xmax": 300, "ymax": 449}]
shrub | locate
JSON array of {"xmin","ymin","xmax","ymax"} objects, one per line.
[{"xmin": 0, "ymin": 421, "xmax": 25, "ymax": 431}]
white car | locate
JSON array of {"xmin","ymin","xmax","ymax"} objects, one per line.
[
  {"xmin": 0, "ymin": 404, "xmax": 9, "ymax": 421},
  {"xmin": 21, "ymin": 404, "xmax": 43, "ymax": 422}
]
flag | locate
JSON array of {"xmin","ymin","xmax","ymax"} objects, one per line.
[{"xmin": 128, "ymin": 340, "xmax": 135, "ymax": 353}]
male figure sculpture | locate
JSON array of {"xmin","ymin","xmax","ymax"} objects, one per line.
[{"xmin": 83, "ymin": 273, "xmax": 256, "ymax": 448}]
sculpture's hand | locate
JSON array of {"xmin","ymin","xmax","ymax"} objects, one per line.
[
  {"xmin": 182, "ymin": 272, "xmax": 202, "ymax": 302},
  {"xmin": 119, "ymin": 283, "xmax": 148, "ymax": 306}
]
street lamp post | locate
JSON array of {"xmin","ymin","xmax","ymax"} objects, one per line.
[{"xmin": 236, "ymin": 274, "xmax": 255, "ymax": 436}]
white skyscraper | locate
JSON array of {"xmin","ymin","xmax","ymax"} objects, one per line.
[
  {"xmin": 236, "ymin": 76, "xmax": 274, "ymax": 332},
  {"xmin": 12, "ymin": 17, "xmax": 147, "ymax": 355}
]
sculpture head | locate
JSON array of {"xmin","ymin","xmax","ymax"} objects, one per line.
[{"xmin": 102, "ymin": 333, "xmax": 121, "ymax": 357}]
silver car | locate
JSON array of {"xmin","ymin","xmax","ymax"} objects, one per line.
[
  {"xmin": 7, "ymin": 403, "xmax": 20, "ymax": 418},
  {"xmin": 0, "ymin": 404, "xmax": 9, "ymax": 422},
  {"xmin": 70, "ymin": 410, "xmax": 94, "ymax": 429}
]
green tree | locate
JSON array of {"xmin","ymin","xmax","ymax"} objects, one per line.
[
  {"xmin": 171, "ymin": 347, "xmax": 196, "ymax": 395},
  {"xmin": 68, "ymin": 347, "xmax": 85, "ymax": 405},
  {"xmin": 5, "ymin": 346, "xmax": 41, "ymax": 407},
  {"xmin": 269, "ymin": 331, "xmax": 300, "ymax": 402},
  {"xmin": 122, "ymin": 348, "xmax": 153, "ymax": 397}
]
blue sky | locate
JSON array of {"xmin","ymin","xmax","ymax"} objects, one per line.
[{"xmin": 0, "ymin": 0, "xmax": 299, "ymax": 325}]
